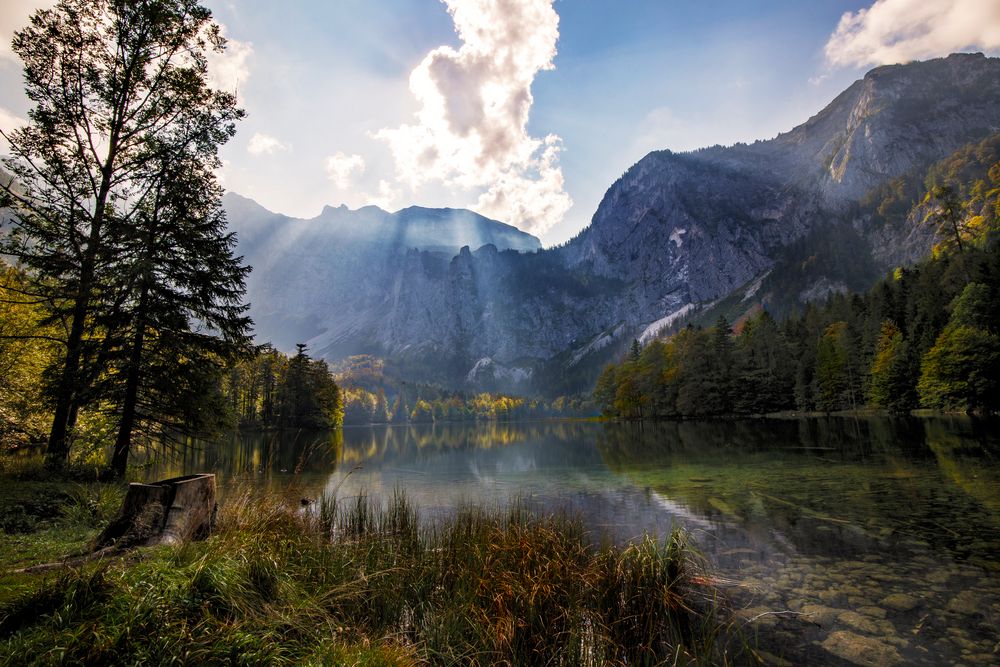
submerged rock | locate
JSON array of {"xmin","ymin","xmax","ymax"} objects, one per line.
[
  {"xmin": 821, "ymin": 631, "xmax": 903, "ymax": 667},
  {"xmin": 880, "ymin": 593, "xmax": 919, "ymax": 613},
  {"xmin": 800, "ymin": 604, "xmax": 842, "ymax": 626},
  {"xmin": 857, "ymin": 605, "xmax": 887, "ymax": 619},
  {"xmin": 926, "ymin": 571, "xmax": 951, "ymax": 584},
  {"xmin": 786, "ymin": 597, "xmax": 809, "ymax": 611},
  {"xmin": 734, "ymin": 605, "xmax": 779, "ymax": 626},
  {"xmin": 947, "ymin": 590, "xmax": 982, "ymax": 616},
  {"xmin": 754, "ymin": 649, "xmax": 793, "ymax": 667},
  {"xmin": 818, "ymin": 589, "xmax": 845, "ymax": 605},
  {"xmin": 847, "ymin": 595, "xmax": 875, "ymax": 608},
  {"xmin": 838, "ymin": 610, "xmax": 882, "ymax": 635}
]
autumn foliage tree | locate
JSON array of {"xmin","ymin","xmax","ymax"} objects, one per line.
[{"xmin": 917, "ymin": 283, "xmax": 1000, "ymax": 411}]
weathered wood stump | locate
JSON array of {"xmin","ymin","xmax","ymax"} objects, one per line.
[{"xmin": 95, "ymin": 473, "xmax": 217, "ymax": 548}]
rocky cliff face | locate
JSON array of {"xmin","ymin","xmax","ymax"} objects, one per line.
[
  {"xmin": 224, "ymin": 195, "xmax": 541, "ymax": 353},
  {"xmin": 564, "ymin": 53, "xmax": 1000, "ymax": 303},
  {"xmin": 775, "ymin": 53, "xmax": 1000, "ymax": 203},
  {"xmin": 226, "ymin": 54, "xmax": 1000, "ymax": 394}
]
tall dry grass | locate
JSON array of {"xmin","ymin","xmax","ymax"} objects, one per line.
[{"xmin": 1, "ymin": 486, "xmax": 748, "ymax": 665}]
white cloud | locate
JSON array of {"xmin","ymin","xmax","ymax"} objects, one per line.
[
  {"xmin": 824, "ymin": 0, "xmax": 1000, "ymax": 67},
  {"xmin": 374, "ymin": 0, "xmax": 571, "ymax": 236},
  {"xmin": 247, "ymin": 132, "xmax": 289, "ymax": 155},
  {"xmin": 474, "ymin": 134, "xmax": 570, "ymax": 229},
  {"xmin": 366, "ymin": 179, "xmax": 400, "ymax": 211},
  {"xmin": 325, "ymin": 152, "xmax": 366, "ymax": 189},
  {"xmin": 0, "ymin": 106, "xmax": 25, "ymax": 134},
  {"xmin": 0, "ymin": 106, "xmax": 26, "ymax": 152},
  {"xmin": 206, "ymin": 24, "xmax": 253, "ymax": 100}
]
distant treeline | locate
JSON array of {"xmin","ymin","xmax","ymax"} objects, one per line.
[
  {"xmin": 342, "ymin": 386, "xmax": 594, "ymax": 425},
  {"xmin": 335, "ymin": 356, "xmax": 595, "ymax": 425},
  {"xmin": 595, "ymin": 166, "xmax": 1000, "ymax": 418},
  {"xmin": 223, "ymin": 351, "xmax": 594, "ymax": 428}
]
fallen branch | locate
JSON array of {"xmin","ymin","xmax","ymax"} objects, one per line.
[
  {"xmin": 743, "ymin": 609, "xmax": 811, "ymax": 624},
  {"xmin": 11, "ymin": 545, "xmax": 125, "ymax": 574}
]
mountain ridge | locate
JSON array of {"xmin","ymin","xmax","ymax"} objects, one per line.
[
  {"xmin": 224, "ymin": 193, "xmax": 542, "ymax": 352},
  {"xmin": 226, "ymin": 53, "xmax": 1000, "ymax": 394}
]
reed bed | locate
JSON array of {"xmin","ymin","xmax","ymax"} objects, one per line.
[{"xmin": 1, "ymin": 486, "xmax": 747, "ymax": 665}]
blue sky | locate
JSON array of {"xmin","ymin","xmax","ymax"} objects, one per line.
[{"xmin": 2, "ymin": 0, "xmax": 999, "ymax": 245}]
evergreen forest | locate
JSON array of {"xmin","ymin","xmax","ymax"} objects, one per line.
[{"xmin": 594, "ymin": 156, "xmax": 1000, "ymax": 418}]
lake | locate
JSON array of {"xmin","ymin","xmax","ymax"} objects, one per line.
[{"xmin": 146, "ymin": 417, "xmax": 1000, "ymax": 665}]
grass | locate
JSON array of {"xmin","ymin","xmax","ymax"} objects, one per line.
[
  {"xmin": 0, "ymin": 481, "xmax": 748, "ymax": 666},
  {"xmin": 0, "ymin": 474, "xmax": 125, "ymax": 620}
]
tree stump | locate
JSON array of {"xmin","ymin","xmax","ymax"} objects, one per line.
[{"xmin": 95, "ymin": 473, "xmax": 217, "ymax": 548}]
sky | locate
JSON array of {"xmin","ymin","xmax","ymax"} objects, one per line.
[{"xmin": 2, "ymin": 0, "xmax": 1000, "ymax": 246}]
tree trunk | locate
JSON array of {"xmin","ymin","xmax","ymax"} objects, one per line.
[
  {"xmin": 45, "ymin": 166, "xmax": 116, "ymax": 468},
  {"xmin": 110, "ymin": 283, "xmax": 149, "ymax": 478},
  {"xmin": 45, "ymin": 298, "xmax": 88, "ymax": 467}
]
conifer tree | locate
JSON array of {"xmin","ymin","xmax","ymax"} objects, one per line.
[
  {"xmin": 925, "ymin": 185, "xmax": 968, "ymax": 253},
  {"xmin": 629, "ymin": 338, "xmax": 641, "ymax": 361},
  {"xmin": 278, "ymin": 345, "xmax": 343, "ymax": 429},
  {"xmin": 0, "ymin": 0, "xmax": 245, "ymax": 468},
  {"xmin": 868, "ymin": 321, "xmax": 917, "ymax": 412},
  {"xmin": 107, "ymin": 151, "xmax": 252, "ymax": 477},
  {"xmin": 814, "ymin": 322, "xmax": 849, "ymax": 412}
]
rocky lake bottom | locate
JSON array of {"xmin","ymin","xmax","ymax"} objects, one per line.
[{"xmin": 146, "ymin": 416, "xmax": 1000, "ymax": 666}]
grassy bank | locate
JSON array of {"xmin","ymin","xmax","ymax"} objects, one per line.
[{"xmin": 0, "ymin": 481, "xmax": 746, "ymax": 665}]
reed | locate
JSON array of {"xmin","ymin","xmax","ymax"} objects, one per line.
[{"xmin": 1, "ymin": 486, "xmax": 749, "ymax": 665}]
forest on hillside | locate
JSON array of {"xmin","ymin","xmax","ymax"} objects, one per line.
[{"xmin": 594, "ymin": 154, "xmax": 1000, "ymax": 418}]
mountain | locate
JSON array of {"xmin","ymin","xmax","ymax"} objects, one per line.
[
  {"xmin": 564, "ymin": 53, "xmax": 1000, "ymax": 307},
  {"xmin": 226, "ymin": 53, "xmax": 1000, "ymax": 394},
  {"xmin": 224, "ymin": 195, "xmax": 541, "ymax": 352}
]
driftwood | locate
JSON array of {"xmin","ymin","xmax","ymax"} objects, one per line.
[
  {"xmin": 12, "ymin": 474, "xmax": 217, "ymax": 575},
  {"xmin": 95, "ymin": 473, "xmax": 217, "ymax": 548}
]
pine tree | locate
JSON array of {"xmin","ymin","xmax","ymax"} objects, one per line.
[
  {"xmin": 924, "ymin": 185, "xmax": 968, "ymax": 253},
  {"xmin": 629, "ymin": 338, "xmax": 641, "ymax": 362},
  {"xmin": 814, "ymin": 322, "xmax": 849, "ymax": 412},
  {"xmin": 0, "ymin": 0, "xmax": 244, "ymax": 468},
  {"xmin": 674, "ymin": 327, "xmax": 719, "ymax": 417},
  {"xmin": 107, "ymin": 151, "xmax": 251, "ymax": 477},
  {"xmin": 277, "ymin": 345, "xmax": 344, "ymax": 429},
  {"xmin": 735, "ymin": 312, "xmax": 794, "ymax": 414},
  {"xmin": 709, "ymin": 316, "xmax": 736, "ymax": 413}
]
